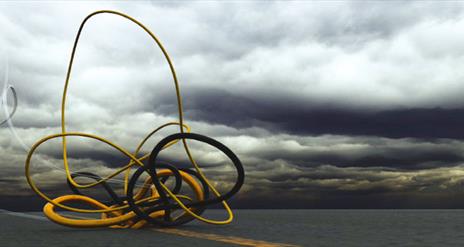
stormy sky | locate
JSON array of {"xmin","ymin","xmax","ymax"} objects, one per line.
[{"xmin": 2, "ymin": 1, "xmax": 464, "ymax": 210}]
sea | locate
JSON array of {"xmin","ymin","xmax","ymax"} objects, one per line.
[{"xmin": 1, "ymin": 209, "xmax": 464, "ymax": 246}]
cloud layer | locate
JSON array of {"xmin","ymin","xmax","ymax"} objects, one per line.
[{"xmin": 2, "ymin": 1, "xmax": 464, "ymax": 209}]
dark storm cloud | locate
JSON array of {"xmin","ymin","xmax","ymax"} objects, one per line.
[{"xmin": 153, "ymin": 88, "xmax": 464, "ymax": 140}]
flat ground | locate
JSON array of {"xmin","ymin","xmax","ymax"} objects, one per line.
[{"xmin": 3, "ymin": 209, "xmax": 464, "ymax": 246}]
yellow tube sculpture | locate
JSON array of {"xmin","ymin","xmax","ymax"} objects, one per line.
[{"xmin": 25, "ymin": 10, "xmax": 245, "ymax": 228}]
